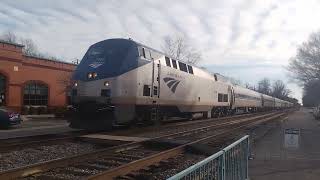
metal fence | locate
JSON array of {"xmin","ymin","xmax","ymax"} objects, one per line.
[{"xmin": 167, "ymin": 135, "xmax": 250, "ymax": 180}]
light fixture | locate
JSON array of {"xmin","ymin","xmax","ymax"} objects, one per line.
[
  {"xmin": 74, "ymin": 82, "xmax": 78, "ymax": 87},
  {"xmin": 104, "ymin": 81, "xmax": 109, "ymax": 86},
  {"xmin": 88, "ymin": 73, "xmax": 93, "ymax": 79}
]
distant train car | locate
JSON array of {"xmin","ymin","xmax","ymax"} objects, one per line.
[
  {"xmin": 233, "ymin": 85, "xmax": 262, "ymax": 113},
  {"xmin": 69, "ymin": 38, "xmax": 293, "ymax": 130}
]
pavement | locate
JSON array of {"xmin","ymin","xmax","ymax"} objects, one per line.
[
  {"xmin": 0, "ymin": 117, "xmax": 78, "ymax": 139},
  {"xmin": 249, "ymin": 108, "xmax": 320, "ymax": 180}
]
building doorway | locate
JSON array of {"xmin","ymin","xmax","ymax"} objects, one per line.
[{"xmin": 0, "ymin": 74, "xmax": 6, "ymax": 106}]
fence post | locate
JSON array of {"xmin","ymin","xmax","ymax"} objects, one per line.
[
  {"xmin": 246, "ymin": 137, "xmax": 249, "ymax": 180},
  {"xmin": 222, "ymin": 152, "xmax": 225, "ymax": 180}
]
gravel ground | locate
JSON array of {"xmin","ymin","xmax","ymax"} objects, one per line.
[
  {"xmin": 120, "ymin": 153, "xmax": 206, "ymax": 180},
  {"xmin": 24, "ymin": 146, "xmax": 161, "ymax": 179},
  {"xmin": 0, "ymin": 142, "xmax": 104, "ymax": 171}
]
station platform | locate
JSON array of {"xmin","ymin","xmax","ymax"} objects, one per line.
[
  {"xmin": 250, "ymin": 108, "xmax": 320, "ymax": 180},
  {"xmin": 0, "ymin": 117, "xmax": 77, "ymax": 139}
]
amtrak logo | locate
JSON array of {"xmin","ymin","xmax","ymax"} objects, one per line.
[{"xmin": 163, "ymin": 77, "xmax": 181, "ymax": 93}]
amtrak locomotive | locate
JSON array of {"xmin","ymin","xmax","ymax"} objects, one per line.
[{"xmin": 70, "ymin": 38, "xmax": 293, "ymax": 130}]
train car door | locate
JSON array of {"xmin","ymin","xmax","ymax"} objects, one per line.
[
  {"xmin": 229, "ymin": 86, "xmax": 235, "ymax": 109},
  {"xmin": 150, "ymin": 59, "xmax": 161, "ymax": 122},
  {"xmin": 151, "ymin": 59, "xmax": 161, "ymax": 100}
]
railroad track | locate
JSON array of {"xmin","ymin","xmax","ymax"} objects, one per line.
[
  {"xmin": 0, "ymin": 111, "xmax": 287, "ymax": 180},
  {"xmin": 0, "ymin": 112, "xmax": 270, "ymax": 153},
  {"xmin": 111, "ymin": 111, "xmax": 276, "ymax": 138},
  {"xmin": 0, "ymin": 130, "xmax": 91, "ymax": 153}
]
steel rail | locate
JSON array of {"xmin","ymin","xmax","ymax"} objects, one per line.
[
  {"xmin": 0, "ymin": 112, "xmax": 283, "ymax": 179},
  {"xmin": 0, "ymin": 131, "xmax": 89, "ymax": 153},
  {"xmin": 88, "ymin": 113, "xmax": 286, "ymax": 180}
]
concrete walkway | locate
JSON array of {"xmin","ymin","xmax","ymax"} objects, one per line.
[{"xmin": 250, "ymin": 108, "xmax": 320, "ymax": 180}]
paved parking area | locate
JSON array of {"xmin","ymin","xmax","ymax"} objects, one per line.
[
  {"xmin": 250, "ymin": 108, "xmax": 320, "ymax": 180},
  {"xmin": 0, "ymin": 118, "xmax": 77, "ymax": 139}
]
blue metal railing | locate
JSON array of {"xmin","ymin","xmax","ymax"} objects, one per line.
[{"xmin": 167, "ymin": 135, "xmax": 250, "ymax": 180}]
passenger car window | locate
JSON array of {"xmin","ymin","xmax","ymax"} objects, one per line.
[
  {"xmin": 178, "ymin": 62, "xmax": 188, "ymax": 72},
  {"xmin": 187, "ymin": 65, "xmax": 193, "ymax": 74},
  {"xmin": 165, "ymin": 57, "xmax": 171, "ymax": 67}
]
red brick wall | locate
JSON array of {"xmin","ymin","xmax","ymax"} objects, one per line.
[{"xmin": 0, "ymin": 41, "xmax": 76, "ymax": 111}]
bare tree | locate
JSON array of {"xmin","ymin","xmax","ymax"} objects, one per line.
[
  {"xmin": 271, "ymin": 80, "xmax": 291, "ymax": 99},
  {"xmin": 0, "ymin": 31, "xmax": 18, "ymax": 43},
  {"xmin": 162, "ymin": 35, "xmax": 202, "ymax": 65},
  {"xmin": 229, "ymin": 77, "xmax": 242, "ymax": 86},
  {"xmin": 0, "ymin": 31, "xmax": 64, "ymax": 61},
  {"xmin": 288, "ymin": 31, "xmax": 320, "ymax": 84},
  {"xmin": 302, "ymin": 80, "xmax": 320, "ymax": 106},
  {"xmin": 257, "ymin": 78, "xmax": 271, "ymax": 95},
  {"xmin": 57, "ymin": 73, "xmax": 72, "ymax": 95},
  {"xmin": 20, "ymin": 38, "xmax": 39, "ymax": 57}
]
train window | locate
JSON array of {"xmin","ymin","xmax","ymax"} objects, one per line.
[
  {"xmin": 145, "ymin": 49, "xmax": 152, "ymax": 59},
  {"xmin": 214, "ymin": 74, "xmax": 218, "ymax": 81},
  {"xmin": 138, "ymin": 47, "xmax": 146, "ymax": 58},
  {"xmin": 172, "ymin": 59, "xmax": 177, "ymax": 69},
  {"xmin": 187, "ymin": 65, "xmax": 193, "ymax": 74},
  {"xmin": 143, "ymin": 85, "xmax": 151, "ymax": 96},
  {"xmin": 223, "ymin": 94, "xmax": 228, "ymax": 102},
  {"xmin": 218, "ymin": 93, "xmax": 223, "ymax": 102},
  {"xmin": 165, "ymin": 57, "xmax": 171, "ymax": 67},
  {"xmin": 178, "ymin": 62, "xmax": 188, "ymax": 72},
  {"xmin": 142, "ymin": 48, "xmax": 146, "ymax": 58},
  {"xmin": 153, "ymin": 86, "xmax": 158, "ymax": 96}
]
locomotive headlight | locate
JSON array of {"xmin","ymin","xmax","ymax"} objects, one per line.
[
  {"xmin": 104, "ymin": 81, "xmax": 110, "ymax": 86},
  {"xmin": 74, "ymin": 82, "xmax": 78, "ymax": 87},
  {"xmin": 93, "ymin": 72, "xmax": 97, "ymax": 78},
  {"xmin": 87, "ymin": 73, "xmax": 93, "ymax": 79}
]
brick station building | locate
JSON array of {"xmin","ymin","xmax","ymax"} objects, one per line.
[{"xmin": 0, "ymin": 40, "xmax": 76, "ymax": 112}]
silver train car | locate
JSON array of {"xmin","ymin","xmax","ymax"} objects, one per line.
[{"xmin": 69, "ymin": 38, "xmax": 293, "ymax": 129}]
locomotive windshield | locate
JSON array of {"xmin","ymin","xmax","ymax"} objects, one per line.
[{"xmin": 73, "ymin": 39, "xmax": 139, "ymax": 81}]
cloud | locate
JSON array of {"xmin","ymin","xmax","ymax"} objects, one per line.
[{"xmin": 1, "ymin": 0, "xmax": 319, "ymax": 101}]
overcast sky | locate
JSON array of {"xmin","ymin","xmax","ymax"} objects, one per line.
[{"xmin": 1, "ymin": 0, "xmax": 318, "ymax": 101}]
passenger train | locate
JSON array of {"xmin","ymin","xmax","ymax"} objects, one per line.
[{"xmin": 69, "ymin": 38, "xmax": 293, "ymax": 130}]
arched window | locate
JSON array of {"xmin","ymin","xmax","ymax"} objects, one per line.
[{"xmin": 23, "ymin": 81, "xmax": 48, "ymax": 106}]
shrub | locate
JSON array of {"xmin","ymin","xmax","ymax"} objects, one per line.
[
  {"xmin": 29, "ymin": 106, "xmax": 37, "ymax": 115},
  {"xmin": 37, "ymin": 106, "xmax": 47, "ymax": 114},
  {"xmin": 54, "ymin": 106, "xmax": 68, "ymax": 118}
]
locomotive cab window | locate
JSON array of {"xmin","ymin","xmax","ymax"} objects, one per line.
[
  {"xmin": 143, "ymin": 85, "xmax": 151, "ymax": 96},
  {"xmin": 165, "ymin": 57, "xmax": 171, "ymax": 67},
  {"xmin": 178, "ymin": 62, "xmax": 188, "ymax": 72},
  {"xmin": 145, "ymin": 48, "xmax": 152, "ymax": 59},
  {"xmin": 187, "ymin": 65, "xmax": 193, "ymax": 74},
  {"xmin": 141, "ymin": 47, "xmax": 146, "ymax": 58},
  {"xmin": 172, "ymin": 59, "xmax": 177, "ymax": 69}
]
